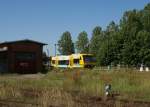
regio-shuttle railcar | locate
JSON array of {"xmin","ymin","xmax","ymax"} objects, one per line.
[{"xmin": 51, "ymin": 54, "xmax": 96, "ymax": 68}]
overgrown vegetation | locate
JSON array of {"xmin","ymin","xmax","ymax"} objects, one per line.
[{"xmin": 0, "ymin": 69, "xmax": 150, "ymax": 107}]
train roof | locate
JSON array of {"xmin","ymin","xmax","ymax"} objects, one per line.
[
  {"xmin": 71, "ymin": 53, "xmax": 93, "ymax": 56},
  {"xmin": 51, "ymin": 55, "xmax": 70, "ymax": 60},
  {"xmin": 51, "ymin": 54, "xmax": 94, "ymax": 60}
]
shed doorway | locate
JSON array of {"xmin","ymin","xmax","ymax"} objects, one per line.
[
  {"xmin": 0, "ymin": 52, "xmax": 8, "ymax": 72},
  {"xmin": 15, "ymin": 52, "xmax": 36, "ymax": 73}
]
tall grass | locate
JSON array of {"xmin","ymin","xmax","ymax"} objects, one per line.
[{"xmin": 0, "ymin": 69, "xmax": 150, "ymax": 106}]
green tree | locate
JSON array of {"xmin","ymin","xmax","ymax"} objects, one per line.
[
  {"xmin": 120, "ymin": 10, "xmax": 143, "ymax": 65},
  {"xmin": 56, "ymin": 3, "xmax": 150, "ymax": 67},
  {"xmin": 142, "ymin": 3, "xmax": 150, "ymax": 32},
  {"xmin": 137, "ymin": 30, "xmax": 150, "ymax": 66},
  {"xmin": 105, "ymin": 21, "xmax": 119, "ymax": 65},
  {"xmin": 89, "ymin": 26, "xmax": 102, "ymax": 55},
  {"xmin": 58, "ymin": 31, "xmax": 75, "ymax": 55},
  {"xmin": 96, "ymin": 3, "xmax": 150, "ymax": 66},
  {"xmin": 76, "ymin": 31, "xmax": 89, "ymax": 53},
  {"xmin": 106, "ymin": 21, "xmax": 119, "ymax": 33},
  {"xmin": 97, "ymin": 21, "xmax": 119, "ymax": 66}
]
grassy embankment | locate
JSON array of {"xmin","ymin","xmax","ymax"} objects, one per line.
[{"xmin": 0, "ymin": 68, "xmax": 150, "ymax": 106}]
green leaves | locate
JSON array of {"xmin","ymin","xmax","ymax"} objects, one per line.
[
  {"xmin": 58, "ymin": 31, "xmax": 75, "ymax": 55},
  {"xmin": 119, "ymin": 3, "xmax": 150, "ymax": 66},
  {"xmin": 76, "ymin": 31, "xmax": 89, "ymax": 53},
  {"xmin": 56, "ymin": 3, "xmax": 150, "ymax": 66},
  {"xmin": 89, "ymin": 26, "xmax": 102, "ymax": 55}
]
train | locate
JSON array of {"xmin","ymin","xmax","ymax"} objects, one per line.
[{"xmin": 51, "ymin": 54, "xmax": 96, "ymax": 68}]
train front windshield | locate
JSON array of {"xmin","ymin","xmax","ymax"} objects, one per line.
[{"xmin": 83, "ymin": 55, "xmax": 96, "ymax": 63}]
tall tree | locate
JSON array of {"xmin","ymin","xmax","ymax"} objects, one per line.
[
  {"xmin": 120, "ymin": 10, "xmax": 143, "ymax": 65},
  {"xmin": 142, "ymin": 3, "xmax": 150, "ymax": 32},
  {"xmin": 137, "ymin": 30, "xmax": 150, "ymax": 66},
  {"xmin": 76, "ymin": 31, "xmax": 89, "ymax": 53},
  {"xmin": 89, "ymin": 26, "xmax": 102, "ymax": 55},
  {"xmin": 97, "ymin": 21, "xmax": 119, "ymax": 66},
  {"xmin": 96, "ymin": 3, "xmax": 150, "ymax": 66},
  {"xmin": 105, "ymin": 21, "xmax": 119, "ymax": 65},
  {"xmin": 58, "ymin": 31, "xmax": 75, "ymax": 55}
]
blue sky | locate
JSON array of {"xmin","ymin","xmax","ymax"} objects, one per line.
[{"xmin": 0, "ymin": 0, "xmax": 149, "ymax": 55}]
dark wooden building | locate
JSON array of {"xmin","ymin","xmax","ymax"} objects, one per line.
[{"xmin": 0, "ymin": 39, "xmax": 47, "ymax": 73}]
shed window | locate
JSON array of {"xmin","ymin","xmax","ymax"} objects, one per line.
[{"xmin": 15, "ymin": 53, "xmax": 35, "ymax": 60}]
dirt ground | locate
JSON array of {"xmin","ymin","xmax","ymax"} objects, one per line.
[{"xmin": 0, "ymin": 96, "xmax": 150, "ymax": 107}]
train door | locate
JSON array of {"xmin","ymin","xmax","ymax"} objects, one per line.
[{"xmin": 69, "ymin": 56, "xmax": 73, "ymax": 68}]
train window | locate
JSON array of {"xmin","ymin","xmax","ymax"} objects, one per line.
[
  {"xmin": 83, "ymin": 55, "xmax": 96, "ymax": 62},
  {"xmin": 52, "ymin": 60, "xmax": 55, "ymax": 64},
  {"xmin": 74, "ymin": 59, "xmax": 79, "ymax": 64},
  {"xmin": 58, "ymin": 60, "xmax": 69, "ymax": 65},
  {"xmin": 80, "ymin": 57, "xmax": 82, "ymax": 60}
]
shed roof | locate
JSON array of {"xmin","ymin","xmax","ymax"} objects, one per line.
[{"xmin": 0, "ymin": 39, "xmax": 47, "ymax": 45}]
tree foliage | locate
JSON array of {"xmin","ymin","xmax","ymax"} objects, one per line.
[
  {"xmin": 58, "ymin": 31, "xmax": 75, "ymax": 55},
  {"xmin": 76, "ymin": 31, "xmax": 89, "ymax": 53},
  {"xmin": 57, "ymin": 3, "xmax": 150, "ymax": 66},
  {"xmin": 89, "ymin": 26, "xmax": 102, "ymax": 55},
  {"xmin": 92, "ymin": 3, "xmax": 150, "ymax": 66}
]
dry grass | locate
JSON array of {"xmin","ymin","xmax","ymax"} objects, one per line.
[{"xmin": 0, "ymin": 68, "xmax": 150, "ymax": 106}]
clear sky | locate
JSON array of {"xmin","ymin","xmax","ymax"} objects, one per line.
[{"xmin": 0, "ymin": 0, "xmax": 149, "ymax": 55}]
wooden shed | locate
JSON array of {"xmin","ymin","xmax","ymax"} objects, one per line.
[{"xmin": 0, "ymin": 39, "xmax": 47, "ymax": 73}]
